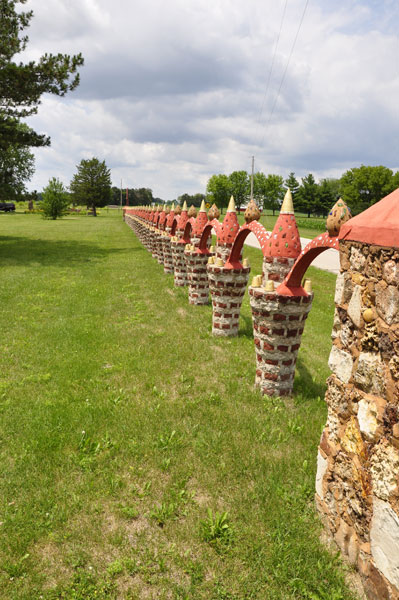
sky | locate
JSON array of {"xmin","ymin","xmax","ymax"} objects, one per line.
[{"xmin": 21, "ymin": 0, "xmax": 399, "ymax": 200}]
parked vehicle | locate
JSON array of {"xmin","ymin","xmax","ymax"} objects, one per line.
[{"xmin": 0, "ymin": 202, "xmax": 16, "ymax": 212}]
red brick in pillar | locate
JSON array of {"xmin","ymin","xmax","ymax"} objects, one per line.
[
  {"xmin": 249, "ymin": 285, "xmax": 313, "ymax": 396},
  {"xmin": 263, "ymin": 189, "xmax": 302, "ymax": 284},
  {"xmin": 185, "ymin": 246, "xmax": 214, "ymax": 304},
  {"xmin": 207, "ymin": 262, "xmax": 250, "ymax": 336},
  {"xmin": 315, "ymin": 192, "xmax": 399, "ymax": 600},
  {"xmin": 162, "ymin": 205, "xmax": 176, "ymax": 274},
  {"xmin": 171, "ymin": 239, "xmax": 189, "ymax": 286},
  {"xmin": 152, "ymin": 228, "xmax": 164, "ymax": 264}
]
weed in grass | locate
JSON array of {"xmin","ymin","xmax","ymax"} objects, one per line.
[
  {"xmin": 157, "ymin": 430, "xmax": 182, "ymax": 451},
  {"xmin": 2, "ymin": 552, "xmax": 30, "ymax": 578},
  {"xmin": 46, "ymin": 568, "xmax": 116, "ymax": 599},
  {"xmin": 118, "ymin": 505, "xmax": 139, "ymax": 520},
  {"xmin": 150, "ymin": 501, "xmax": 178, "ymax": 527},
  {"xmin": 161, "ymin": 457, "xmax": 171, "ymax": 471},
  {"xmin": 106, "ymin": 559, "xmax": 124, "ymax": 577},
  {"xmin": 184, "ymin": 559, "xmax": 205, "ymax": 586},
  {"xmin": 200, "ymin": 509, "xmax": 233, "ymax": 545}
]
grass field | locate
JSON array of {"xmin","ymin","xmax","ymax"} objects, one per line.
[{"xmin": 0, "ymin": 212, "xmax": 359, "ymax": 599}]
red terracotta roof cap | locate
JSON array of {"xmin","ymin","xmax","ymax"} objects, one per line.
[
  {"xmin": 339, "ymin": 188, "xmax": 399, "ymax": 247},
  {"xmin": 266, "ymin": 198, "xmax": 301, "ymax": 259}
]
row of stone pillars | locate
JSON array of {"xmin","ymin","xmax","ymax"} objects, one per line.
[{"xmin": 126, "ymin": 190, "xmax": 399, "ymax": 600}]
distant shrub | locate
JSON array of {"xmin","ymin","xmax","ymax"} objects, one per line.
[{"xmin": 41, "ymin": 178, "xmax": 69, "ymax": 220}]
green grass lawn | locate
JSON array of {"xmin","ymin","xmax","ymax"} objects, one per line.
[
  {"xmin": 235, "ymin": 213, "xmax": 326, "ymax": 240},
  {"xmin": 0, "ymin": 212, "xmax": 359, "ymax": 599}
]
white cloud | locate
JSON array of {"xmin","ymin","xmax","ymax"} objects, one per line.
[{"xmin": 20, "ymin": 0, "xmax": 399, "ymax": 197}]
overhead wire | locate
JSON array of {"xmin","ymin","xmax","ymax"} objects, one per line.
[
  {"xmin": 259, "ymin": 0, "xmax": 310, "ymax": 149},
  {"xmin": 255, "ymin": 0, "xmax": 288, "ymax": 147}
]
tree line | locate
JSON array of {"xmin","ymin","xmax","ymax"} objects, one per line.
[{"xmin": 197, "ymin": 167, "xmax": 399, "ymax": 216}]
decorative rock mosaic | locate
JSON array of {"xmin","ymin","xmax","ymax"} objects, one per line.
[
  {"xmin": 316, "ymin": 189, "xmax": 399, "ymax": 600},
  {"xmin": 171, "ymin": 238, "xmax": 189, "ymax": 287},
  {"xmin": 249, "ymin": 285, "xmax": 313, "ymax": 396},
  {"xmin": 125, "ymin": 188, "xmax": 399, "ymax": 599},
  {"xmin": 207, "ymin": 262, "xmax": 250, "ymax": 336},
  {"xmin": 185, "ymin": 245, "xmax": 213, "ymax": 305}
]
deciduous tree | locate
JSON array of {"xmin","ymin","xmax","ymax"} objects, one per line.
[
  {"xmin": 228, "ymin": 171, "xmax": 249, "ymax": 209},
  {"xmin": 262, "ymin": 174, "xmax": 284, "ymax": 215},
  {"xmin": 206, "ymin": 174, "xmax": 230, "ymax": 212},
  {"xmin": 339, "ymin": 165, "xmax": 397, "ymax": 214},
  {"xmin": 41, "ymin": 177, "xmax": 69, "ymax": 220}
]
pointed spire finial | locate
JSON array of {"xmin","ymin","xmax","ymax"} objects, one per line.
[
  {"xmin": 227, "ymin": 195, "xmax": 236, "ymax": 213},
  {"xmin": 280, "ymin": 188, "xmax": 294, "ymax": 214},
  {"xmin": 182, "ymin": 200, "xmax": 188, "ymax": 211},
  {"xmin": 199, "ymin": 199, "xmax": 206, "ymax": 212}
]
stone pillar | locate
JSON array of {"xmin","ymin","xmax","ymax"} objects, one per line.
[
  {"xmin": 162, "ymin": 232, "xmax": 174, "ymax": 274},
  {"xmin": 171, "ymin": 239, "xmax": 188, "ymax": 286},
  {"xmin": 262, "ymin": 256, "xmax": 296, "ymax": 284},
  {"xmin": 216, "ymin": 243, "xmax": 234, "ymax": 263},
  {"xmin": 316, "ymin": 238, "xmax": 399, "ymax": 599},
  {"xmin": 149, "ymin": 227, "xmax": 158, "ymax": 258},
  {"xmin": 152, "ymin": 229, "xmax": 164, "ymax": 265},
  {"xmin": 207, "ymin": 263, "xmax": 250, "ymax": 336},
  {"xmin": 185, "ymin": 248, "xmax": 213, "ymax": 305},
  {"xmin": 249, "ymin": 285, "xmax": 313, "ymax": 396}
]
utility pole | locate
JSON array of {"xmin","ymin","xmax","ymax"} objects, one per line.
[{"xmin": 250, "ymin": 155, "xmax": 254, "ymax": 202}]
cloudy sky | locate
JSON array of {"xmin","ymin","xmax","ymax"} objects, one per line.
[{"xmin": 22, "ymin": 0, "xmax": 399, "ymax": 200}]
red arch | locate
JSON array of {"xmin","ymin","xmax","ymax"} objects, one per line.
[
  {"xmin": 198, "ymin": 219, "xmax": 222, "ymax": 253},
  {"xmin": 182, "ymin": 221, "xmax": 193, "ymax": 244},
  {"xmin": 276, "ymin": 232, "xmax": 339, "ymax": 296},
  {"xmin": 171, "ymin": 218, "xmax": 178, "ymax": 236},
  {"xmin": 224, "ymin": 221, "xmax": 270, "ymax": 269}
]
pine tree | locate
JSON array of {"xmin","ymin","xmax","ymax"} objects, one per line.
[
  {"xmin": 70, "ymin": 158, "xmax": 112, "ymax": 216},
  {"xmin": 0, "ymin": 0, "xmax": 84, "ymax": 149},
  {"xmin": 284, "ymin": 172, "xmax": 300, "ymax": 203}
]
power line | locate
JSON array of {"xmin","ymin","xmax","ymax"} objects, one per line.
[
  {"xmin": 260, "ymin": 0, "xmax": 310, "ymax": 149},
  {"xmin": 255, "ymin": 0, "xmax": 288, "ymax": 146}
]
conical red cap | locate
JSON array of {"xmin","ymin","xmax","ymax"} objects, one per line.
[
  {"xmin": 219, "ymin": 196, "xmax": 239, "ymax": 244},
  {"xmin": 193, "ymin": 200, "xmax": 208, "ymax": 236},
  {"xmin": 177, "ymin": 200, "xmax": 189, "ymax": 231},
  {"xmin": 266, "ymin": 190, "xmax": 301, "ymax": 258}
]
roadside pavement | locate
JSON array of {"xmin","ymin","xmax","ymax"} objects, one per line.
[{"xmin": 243, "ymin": 232, "xmax": 340, "ymax": 275}]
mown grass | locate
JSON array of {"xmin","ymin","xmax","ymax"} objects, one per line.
[
  {"xmin": 0, "ymin": 212, "xmax": 359, "ymax": 599},
  {"xmin": 236, "ymin": 213, "xmax": 326, "ymax": 240}
]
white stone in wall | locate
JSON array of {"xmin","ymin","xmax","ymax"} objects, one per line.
[
  {"xmin": 334, "ymin": 273, "xmax": 345, "ymax": 305},
  {"xmin": 357, "ymin": 397, "xmax": 379, "ymax": 442},
  {"xmin": 370, "ymin": 497, "xmax": 399, "ymax": 588},
  {"xmin": 328, "ymin": 346, "xmax": 353, "ymax": 383},
  {"xmin": 370, "ymin": 442, "xmax": 399, "ymax": 501},
  {"xmin": 350, "ymin": 246, "xmax": 367, "ymax": 271},
  {"xmin": 347, "ymin": 285, "xmax": 363, "ymax": 328},
  {"xmin": 384, "ymin": 260, "xmax": 399, "ymax": 286},
  {"xmin": 376, "ymin": 284, "xmax": 399, "ymax": 326},
  {"xmin": 354, "ymin": 352, "xmax": 386, "ymax": 396},
  {"xmin": 327, "ymin": 407, "xmax": 340, "ymax": 444},
  {"xmin": 316, "ymin": 450, "xmax": 328, "ymax": 499}
]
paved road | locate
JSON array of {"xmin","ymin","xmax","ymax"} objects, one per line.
[{"xmin": 243, "ymin": 232, "xmax": 340, "ymax": 275}]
